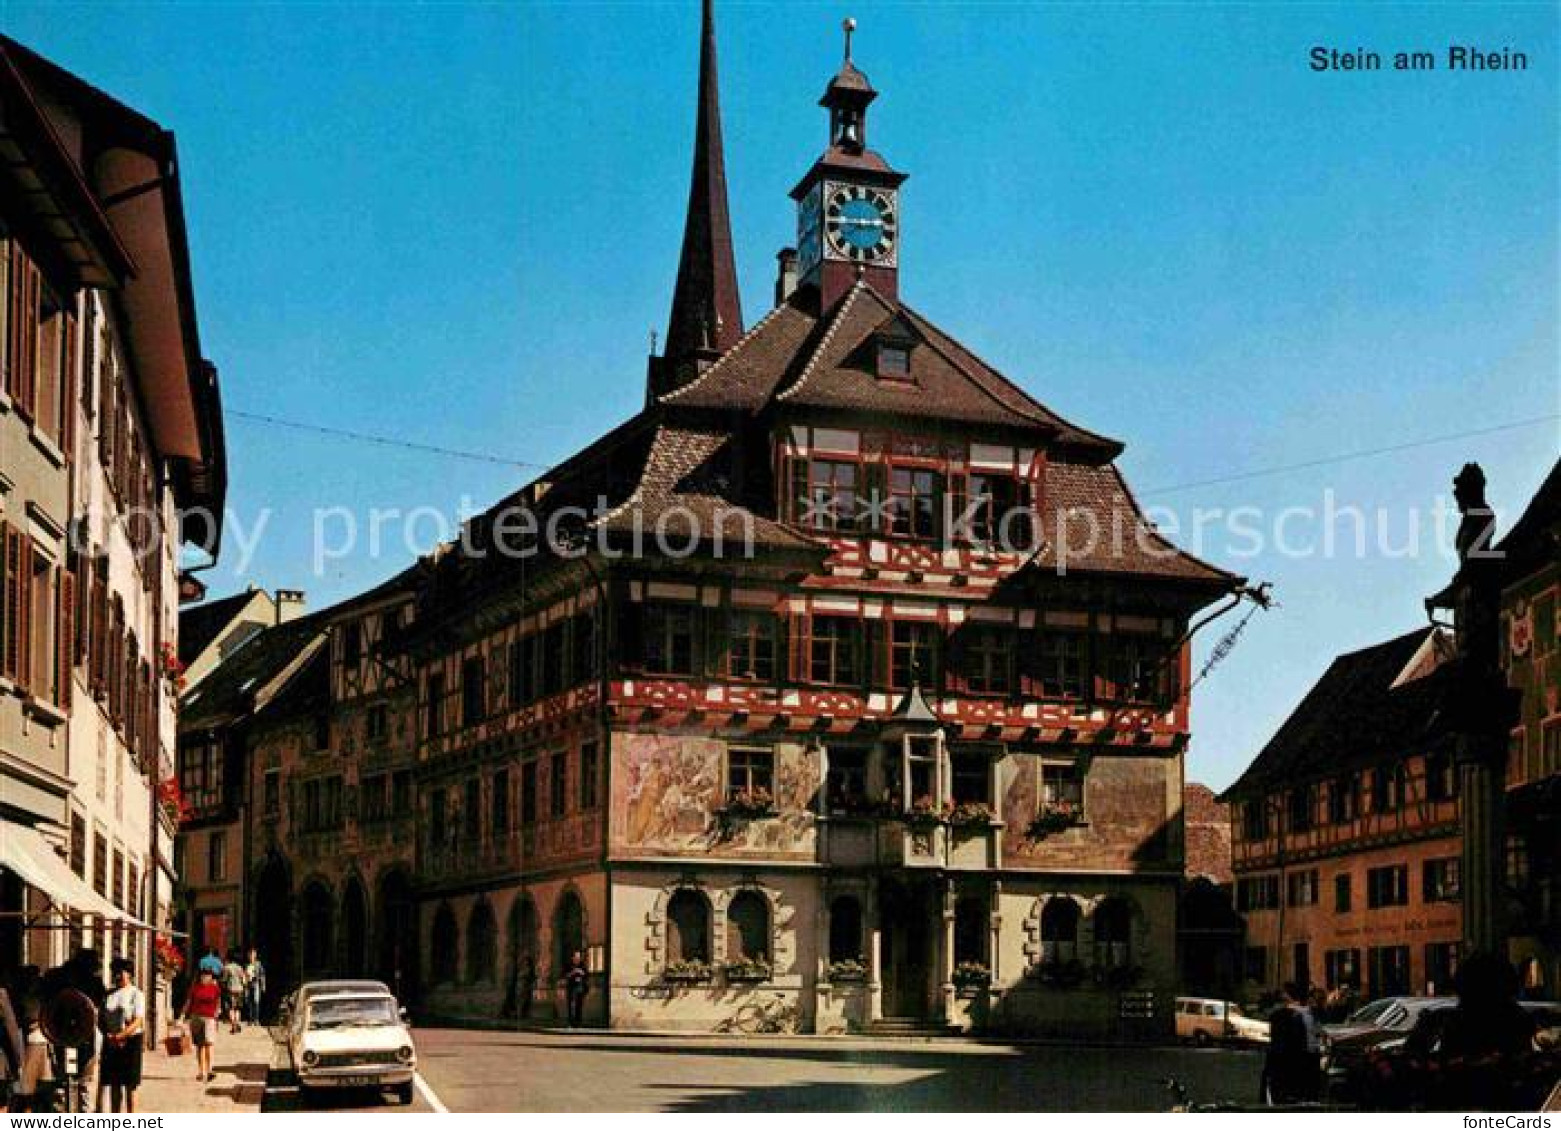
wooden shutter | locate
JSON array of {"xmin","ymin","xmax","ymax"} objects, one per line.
[
  {"xmin": 58, "ymin": 309, "xmax": 77, "ymax": 457},
  {"xmin": 0, "ymin": 523, "xmax": 15, "ymax": 681},
  {"xmin": 56, "ymin": 565, "xmax": 74, "ymax": 709},
  {"xmin": 2, "ymin": 529, "xmax": 29, "ymax": 686}
]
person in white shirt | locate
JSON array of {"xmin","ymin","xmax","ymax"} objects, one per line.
[{"xmin": 97, "ymin": 959, "xmax": 144, "ymax": 1113}]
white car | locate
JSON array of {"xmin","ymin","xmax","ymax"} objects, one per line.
[
  {"xmin": 1174, "ymin": 996, "xmax": 1270, "ymax": 1046},
  {"xmin": 287, "ymin": 987, "xmax": 417, "ymax": 1105}
]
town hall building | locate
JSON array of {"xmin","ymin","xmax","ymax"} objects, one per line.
[{"xmin": 398, "ymin": 1, "xmax": 1241, "ymax": 1037}]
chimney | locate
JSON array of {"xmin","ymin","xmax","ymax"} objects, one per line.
[
  {"xmin": 275, "ymin": 589, "xmax": 307, "ymax": 624},
  {"xmin": 774, "ymin": 247, "xmax": 799, "ymax": 305}
]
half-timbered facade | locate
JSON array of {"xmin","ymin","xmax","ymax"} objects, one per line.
[
  {"xmin": 399, "ymin": 3, "xmax": 1237, "ymax": 1039},
  {"xmin": 1224, "ymin": 628, "xmax": 1465, "ymax": 1000}
]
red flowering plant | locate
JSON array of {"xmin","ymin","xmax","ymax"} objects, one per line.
[
  {"xmin": 903, "ymin": 795, "xmax": 946, "ymax": 829},
  {"xmin": 946, "ymin": 801, "xmax": 995, "ymax": 828},
  {"xmin": 1026, "ymin": 799, "xmax": 1085, "ymax": 840},
  {"xmin": 159, "ymin": 642, "xmax": 187, "ymax": 693},
  {"xmin": 722, "ymin": 786, "xmax": 776, "ymax": 820},
  {"xmin": 153, "ymin": 936, "xmax": 185, "ymax": 979},
  {"xmin": 158, "ymin": 776, "xmax": 193, "ymax": 827}
]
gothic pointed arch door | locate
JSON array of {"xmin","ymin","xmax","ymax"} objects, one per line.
[
  {"xmin": 341, "ymin": 877, "xmax": 369, "ymax": 977},
  {"xmin": 375, "ymin": 869, "xmax": 417, "ymax": 1004},
  {"xmin": 254, "ymin": 856, "xmax": 293, "ymax": 1013}
]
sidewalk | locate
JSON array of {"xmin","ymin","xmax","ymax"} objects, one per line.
[{"xmin": 136, "ymin": 1023, "xmax": 275, "ymax": 1113}]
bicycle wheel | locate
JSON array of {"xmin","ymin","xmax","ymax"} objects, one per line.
[{"xmin": 732, "ymin": 1002, "xmax": 767, "ymax": 1035}]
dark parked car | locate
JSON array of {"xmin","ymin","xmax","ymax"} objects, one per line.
[{"xmin": 1319, "ymin": 996, "xmax": 1454, "ymax": 1098}]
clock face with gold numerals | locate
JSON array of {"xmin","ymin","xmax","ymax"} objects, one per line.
[{"xmin": 824, "ymin": 182, "xmax": 897, "ymax": 265}]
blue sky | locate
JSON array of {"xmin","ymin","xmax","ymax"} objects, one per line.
[{"xmin": 6, "ymin": 1, "xmax": 1556, "ymax": 790}]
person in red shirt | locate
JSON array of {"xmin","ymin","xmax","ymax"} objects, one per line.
[{"xmin": 180, "ymin": 968, "xmax": 221, "ymax": 1084}]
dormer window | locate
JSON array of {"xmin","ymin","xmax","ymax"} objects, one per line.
[
  {"xmin": 877, "ymin": 343, "xmax": 910, "ymax": 379},
  {"xmin": 870, "ymin": 312, "xmax": 920, "ymax": 381}
]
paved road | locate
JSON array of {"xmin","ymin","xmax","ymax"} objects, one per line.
[{"xmin": 398, "ymin": 1029, "xmax": 1264, "ymax": 1112}]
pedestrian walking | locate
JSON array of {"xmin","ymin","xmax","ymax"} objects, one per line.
[
  {"xmin": 197, "ymin": 948, "xmax": 223, "ymax": 979},
  {"xmin": 1261, "ymin": 983, "xmax": 1310, "ymax": 1106},
  {"xmin": 564, "ymin": 952, "xmax": 588, "ymax": 1028},
  {"xmin": 243, "ymin": 949, "xmax": 266, "ymax": 1025},
  {"xmin": 220, "ymin": 951, "xmax": 247, "ymax": 1033},
  {"xmin": 180, "ymin": 967, "xmax": 222, "ymax": 1084},
  {"xmin": 42, "ymin": 949, "xmax": 104, "ymax": 1112},
  {"xmin": 96, "ymin": 959, "xmax": 144, "ymax": 1113},
  {"xmin": 7, "ymin": 967, "xmax": 51, "ymax": 1112}
]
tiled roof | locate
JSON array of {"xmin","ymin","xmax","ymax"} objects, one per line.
[
  {"xmin": 179, "ymin": 614, "xmax": 327, "ymax": 732},
  {"xmin": 1030, "ymin": 461, "xmax": 1236, "ymax": 584},
  {"xmin": 664, "ymin": 282, "xmax": 1125, "ymax": 453},
  {"xmin": 178, "ymin": 590, "xmax": 260, "ymax": 666},
  {"xmin": 1497, "ymin": 456, "xmax": 1560, "ymax": 579},
  {"xmin": 1221, "ymin": 626, "xmax": 1454, "ymax": 799},
  {"xmin": 595, "ymin": 424, "xmax": 819, "ymax": 552}
]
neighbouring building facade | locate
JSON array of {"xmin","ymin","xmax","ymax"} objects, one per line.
[
  {"xmin": 244, "ymin": 574, "xmax": 419, "ymax": 1006},
  {"xmin": 1224, "ymin": 627, "xmax": 1465, "ymax": 1000},
  {"xmin": 1500, "ymin": 457, "xmax": 1560, "ymax": 997},
  {"xmin": 0, "ymin": 34, "xmax": 225, "ymax": 1026},
  {"xmin": 174, "ymin": 572, "xmax": 421, "ymax": 1012},
  {"xmin": 1177, "ymin": 782, "xmax": 1243, "ymax": 1001},
  {"xmin": 396, "ymin": 3, "xmax": 1239, "ymax": 1038},
  {"xmin": 174, "ymin": 597, "xmax": 317, "ymax": 964}
]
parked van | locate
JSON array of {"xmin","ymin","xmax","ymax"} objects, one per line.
[{"xmin": 1175, "ymin": 996, "xmax": 1270, "ymax": 1046}]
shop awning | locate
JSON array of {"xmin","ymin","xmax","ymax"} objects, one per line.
[{"xmin": 0, "ymin": 819, "xmax": 153, "ymax": 930}]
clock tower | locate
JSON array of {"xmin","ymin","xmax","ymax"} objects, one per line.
[{"xmin": 791, "ymin": 19, "xmax": 908, "ymax": 312}]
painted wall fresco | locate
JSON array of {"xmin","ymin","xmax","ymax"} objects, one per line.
[
  {"xmin": 611, "ymin": 732, "xmax": 820, "ymax": 858},
  {"xmin": 1001, "ymin": 752, "xmax": 1178, "ymax": 872}
]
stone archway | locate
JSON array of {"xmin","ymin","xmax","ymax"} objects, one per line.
[
  {"xmin": 300, "ymin": 880, "xmax": 335, "ymax": 978},
  {"xmin": 341, "ymin": 876, "xmax": 370, "ymax": 978},
  {"xmin": 253, "ymin": 855, "xmax": 294, "ymax": 1011},
  {"xmin": 375, "ymin": 868, "xmax": 417, "ymax": 1003}
]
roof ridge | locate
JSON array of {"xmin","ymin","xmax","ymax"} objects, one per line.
[
  {"xmin": 659, "ymin": 300, "xmax": 793, "ymax": 405},
  {"xmin": 776, "ymin": 280, "xmax": 870, "ymax": 402}
]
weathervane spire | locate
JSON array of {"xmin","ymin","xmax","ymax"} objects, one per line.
[
  {"xmin": 655, "ymin": 0, "xmax": 744, "ymax": 397},
  {"xmin": 843, "ymin": 16, "xmax": 856, "ymax": 63}
]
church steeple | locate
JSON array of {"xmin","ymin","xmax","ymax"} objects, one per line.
[{"xmin": 652, "ymin": 0, "xmax": 744, "ymax": 401}]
